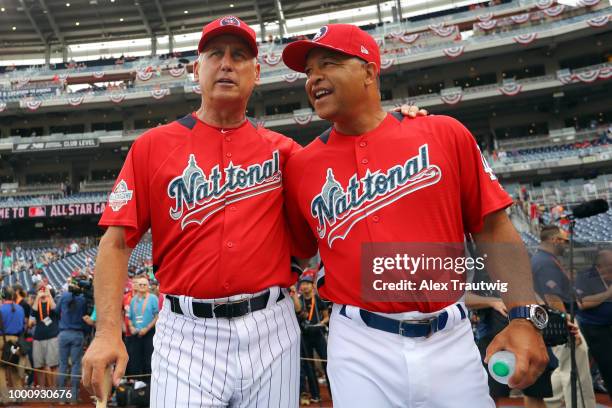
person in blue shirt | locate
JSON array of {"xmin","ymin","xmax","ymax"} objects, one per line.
[
  {"xmin": 576, "ymin": 249, "xmax": 612, "ymax": 399},
  {"xmin": 0, "ymin": 287, "xmax": 25, "ymax": 404},
  {"xmin": 127, "ymin": 275, "xmax": 158, "ymax": 382},
  {"xmin": 56, "ymin": 280, "xmax": 89, "ymax": 403},
  {"xmin": 531, "ymin": 225, "xmax": 595, "ymax": 408}
]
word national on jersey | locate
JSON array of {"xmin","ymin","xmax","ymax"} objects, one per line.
[
  {"xmin": 311, "ymin": 144, "xmax": 441, "ymax": 246},
  {"xmin": 168, "ymin": 150, "xmax": 281, "ymax": 229}
]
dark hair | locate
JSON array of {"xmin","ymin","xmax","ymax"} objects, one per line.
[{"xmin": 540, "ymin": 225, "xmax": 561, "ymax": 242}]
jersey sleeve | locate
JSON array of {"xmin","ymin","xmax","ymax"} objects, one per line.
[
  {"xmin": 284, "ymin": 155, "xmax": 318, "ymax": 259},
  {"xmin": 446, "ymin": 117, "xmax": 513, "ymax": 234},
  {"xmin": 98, "ymin": 134, "xmax": 151, "ymax": 248}
]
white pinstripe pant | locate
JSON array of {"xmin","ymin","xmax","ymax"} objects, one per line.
[{"xmin": 150, "ymin": 290, "xmax": 301, "ymax": 407}]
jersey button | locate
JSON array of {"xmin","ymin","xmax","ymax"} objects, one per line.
[
  {"xmin": 223, "ymin": 282, "xmax": 230, "ymax": 289},
  {"xmin": 226, "ymin": 241, "xmax": 234, "ymax": 248},
  {"xmin": 359, "ymin": 141, "xmax": 367, "ymax": 148},
  {"xmin": 226, "ymin": 152, "xmax": 232, "ymax": 158},
  {"xmin": 225, "ymin": 136, "xmax": 231, "ymax": 142},
  {"xmin": 361, "ymin": 158, "xmax": 369, "ymax": 164},
  {"xmin": 229, "ymin": 206, "xmax": 237, "ymax": 212},
  {"xmin": 372, "ymin": 215, "xmax": 380, "ymax": 222}
]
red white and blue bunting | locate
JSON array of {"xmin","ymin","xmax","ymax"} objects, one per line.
[
  {"xmin": 557, "ymin": 70, "xmax": 575, "ymax": 85},
  {"xmin": 293, "ymin": 112, "xmax": 313, "ymax": 126},
  {"xmin": 513, "ymin": 32, "xmax": 538, "ymax": 45},
  {"xmin": 535, "ymin": 0, "xmax": 554, "ymax": 10},
  {"xmin": 137, "ymin": 69, "xmax": 154, "ymax": 81},
  {"xmin": 282, "ymin": 72, "xmax": 301, "ymax": 83},
  {"xmin": 169, "ymin": 66, "xmax": 186, "ymax": 77},
  {"xmin": 24, "ymin": 98, "xmax": 43, "ymax": 111},
  {"xmin": 428, "ymin": 23, "xmax": 445, "ymax": 31},
  {"xmin": 440, "ymin": 91, "xmax": 463, "ymax": 105},
  {"xmin": 192, "ymin": 84, "xmax": 201, "ymax": 94},
  {"xmin": 586, "ymin": 15, "xmax": 609, "ymax": 28},
  {"xmin": 67, "ymin": 94, "xmax": 85, "ymax": 106},
  {"xmin": 0, "ymin": 102, "xmax": 6, "ymax": 112},
  {"xmin": 477, "ymin": 20, "xmax": 497, "ymax": 30},
  {"xmin": 574, "ymin": 68, "xmax": 601, "ymax": 83},
  {"xmin": 543, "ymin": 5, "xmax": 565, "ymax": 17},
  {"xmin": 397, "ymin": 33, "xmax": 420, "ymax": 44},
  {"xmin": 477, "ymin": 13, "xmax": 493, "ymax": 22},
  {"xmin": 16, "ymin": 78, "xmax": 30, "ymax": 88},
  {"xmin": 380, "ymin": 58, "xmax": 395, "ymax": 70},
  {"xmin": 511, "ymin": 13, "xmax": 530, "ymax": 24},
  {"xmin": 578, "ymin": 0, "xmax": 600, "ymax": 6},
  {"xmin": 109, "ymin": 90, "xmax": 126, "ymax": 104},
  {"xmin": 498, "ymin": 82, "xmax": 523, "ymax": 96},
  {"xmin": 262, "ymin": 53, "xmax": 282, "ymax": 66},
  {"xmin": 598, "ymin": 65, "xmax": 612, "ymax": 79},
  {"xmin": 443, "ymin": 45, "xmax": 465, "ymax": 59},
  {"xmin": 93, "ymin": 71, "xmax": 105, "ymax": 79},
  {"xmin": 431, "ymin": 25, "xmax": 458, "ymax": 37},
  {"xmin": 151, "ymin": 87, "xmax": 170, "ymax": 100}
]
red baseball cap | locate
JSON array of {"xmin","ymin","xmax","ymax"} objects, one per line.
[
  {"xmin": 282, "ymin": 24, "xmax": 380, "ymax": 73},
  {"xmin": 198, "ymin": 16, "xmax": 258, "ymax": 57}
]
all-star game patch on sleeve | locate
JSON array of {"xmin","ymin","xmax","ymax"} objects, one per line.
[
  {"xmin": 446, "ymin": 116, "xmax": 514, "ymax": 234},
  {"xmin": 99, "ymin": 134, "xmax": 151, "ymax": 248}
]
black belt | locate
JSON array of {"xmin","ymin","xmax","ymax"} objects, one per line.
[{"xmin": 167, "ymin": 290, "xmax": 285, "ymax": 319}]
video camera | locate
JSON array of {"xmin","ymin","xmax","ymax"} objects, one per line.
[{"xmin": 68, "ymin": 275, "xmax": 94, "ymax": 314}]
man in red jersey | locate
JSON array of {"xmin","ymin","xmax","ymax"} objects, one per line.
[
  {"xmin": 81, "ymin": 16, "xmax": 303, "ymax": 407},
  {"xmin": 81, "ymin": 16, "xmax": 425, "ymax": 407},
  {"xmin": 282, "ymin": 24, "xmax": 549, "ymax": 407}
]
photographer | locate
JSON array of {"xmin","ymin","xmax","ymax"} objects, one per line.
[
  {"xmin": 0, "ymin": 287, "xmax": 25, "ymax": 404},
  {"xmin": 56, "ymin": 277, "xmax": 89, "ymax": 404},
  {"xmin": 297, "ymin": 273, "xmax": 330, "ymax": 403},
  {"xmin": 31, "ymin": 282, "xmax": 59, "ymax": 388}
]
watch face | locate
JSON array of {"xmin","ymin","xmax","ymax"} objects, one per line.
[{"xmin": 529, "ymin": 305, "xmax": 549, "ymax": 329}]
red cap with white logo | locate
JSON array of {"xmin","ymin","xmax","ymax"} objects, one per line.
[
  {"xmin": 282, "ymin": 24, "xmax": 380, "ymax": 73},
  {"xmin": 198, "ymin": 16, "xmax": 258, "ymax": 57}
]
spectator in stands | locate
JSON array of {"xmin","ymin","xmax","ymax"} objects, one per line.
[
  {"xmin": 68, "ymin": 241, "xmax": 79, "ymax": 254},
  {"xmin": 0, "ymin": 287, "xmax": 26, "ymax": 404},
  {"xmin": 56, "ymin": 278, "xmax": 88, "ymax": 403},
  {"xmin": 13, "ymin": 285, "xmax": 31, "ymax": 326},
  {"xmin": 31, "ymin": 283, "xmax": 59, "ymax": 387},
  {"xmin": 2, "ymin": 255, "xmax": 12, "ymax": 275},
  {"xmin": 576, "ymin": 249, "xmax": 612, "ymax": 399},
  {"xmin": 531, "ymin": 225, "xmax": 596, "ymax": 408},
  {"xmin": 126, "ymin": 275, "xmax": 158, "ymax": 382},
  {"xmin": 297, "ymin": 271, "xmax": 330, "ymax": 403}
]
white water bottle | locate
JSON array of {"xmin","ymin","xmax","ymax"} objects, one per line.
[{"xmin": 488, "ymin": 351, "xmax": 516, "ymax": 384}]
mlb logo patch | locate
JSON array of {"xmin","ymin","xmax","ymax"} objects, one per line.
[
  {"xmin": 220, "ymin": 16, "xmax": 240, "ymax": 27},
  {"xmin": 360, "ymin": 45, "xmax": 369, "ymax": 55}
]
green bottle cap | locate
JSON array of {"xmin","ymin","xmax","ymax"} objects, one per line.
[{"xmin": 492, "ymin": 361, "xmax": 510, "ymax": 377}]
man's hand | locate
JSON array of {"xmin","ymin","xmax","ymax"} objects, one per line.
[
  {"xmin": 567, "ymin": 319, "xmax": 582, "ymax": 346},
  {"xmin": 82, "ymin": 334, "xmax": 129, "ymax": 399},
  {"xmin": 138, "ymin": 328, "xmax": 148, "ymax": 337},
  {"xmin": 490, "ymin": 299, "xmax": 508, "ymax": 317},
  {"xmin": 485, "ymin": 320, "xmax": 548, "ymax": 389},
  {"xmin": 393, "ymin": 104, "xmax": 428, "ymax": 118}
]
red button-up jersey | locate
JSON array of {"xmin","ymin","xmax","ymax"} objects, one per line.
[
  {"xmin": 99, "ymin": 113, "xmax": 302, "ymax": 299},
  {"xmin": 284, "ymin": 114, "xmax": 513, "ymax": 313}
]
